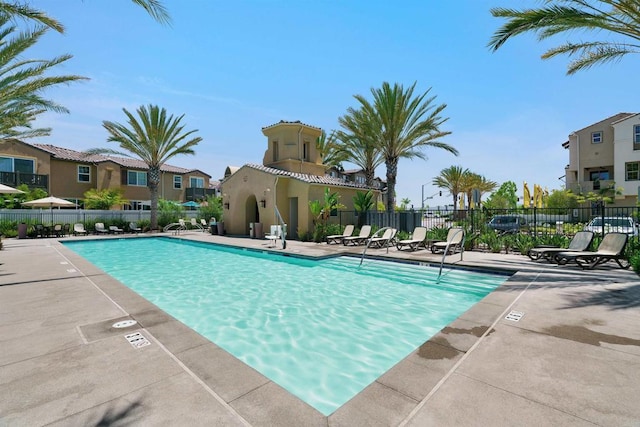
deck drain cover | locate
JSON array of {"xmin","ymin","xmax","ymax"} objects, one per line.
[
  {"xmin": 112, "ymin": 320, "xmax": 138, "ymax": 329},
  {"xmin": 505, "ymin": 310, "xmax": 524, "ymax": 322},
  {"xmin": 125, "ymin": 332, "xmax": 150, "ymax": 348}
]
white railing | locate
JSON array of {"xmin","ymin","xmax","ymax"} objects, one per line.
[{"xmin": 274, "ymin": 205, "xmax": 287, "ymax": 249}]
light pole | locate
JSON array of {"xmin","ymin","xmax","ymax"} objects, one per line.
[{"xmin": 421, "ymin": 183, "xmax": 442, "ymax": 211}]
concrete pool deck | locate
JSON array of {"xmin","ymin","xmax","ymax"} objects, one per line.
[{"xmin": 1, "ymin": 232, "xmax": 639, "ymax": 426}]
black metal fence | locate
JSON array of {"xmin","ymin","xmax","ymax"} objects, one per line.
[{"xmin": 337, "ymin": 206, "xmax": 640, "ymax": 237}]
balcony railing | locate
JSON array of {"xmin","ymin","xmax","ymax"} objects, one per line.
[
  {"xmin": 185, "ymin": 187, "xmax": 216, "ymax": 201},
  {"xmin": 0, "ymin": 171, "xmax": 48, "ymax": 190}
]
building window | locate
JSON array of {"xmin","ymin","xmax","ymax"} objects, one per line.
[
  {"xmin": 126, "ymin": 200, "xmax": 151, "ymax": 210},
  {"xmin": 589, "ymin": 170, "xmax": 609, "ymax": 181},
  {"xmin": 190, "ymin": 176, "xmax": 204, "ymax": 188},
  {"xmin": 127, "ymin": 170, "xmax": 147, "ymax": 186},
  {"xmin": 77, "ymin": 165, "xmax": 90, "ymax": 183},
  {"xmin": 272, "ymin": 140, "xmax": 278, "ymax": 162},
  {"xmin": 634, "ymin": 125, "xmax": 640, "ymax": 149},
  {"xmin": 626, "ymin": 162, "xmax": 639, "ymax": 181},
  {"xmin": 591, "ymin": 131, "xmax": 602, "ymax": 144},
  {"xmin": 0, "ymin": 156, "xmax": 35, "ymax": 173},
  {"xmin": 173, "ymin": 175, "xmax": 182, "ymax": 189},
  {"xmin": 303, "ymin": 141, "xmax": 309, "ymax": 161}
]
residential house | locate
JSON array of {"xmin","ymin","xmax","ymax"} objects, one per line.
[
  {"xmin": 326, "ymin": 166, "xmax": 387, "ymax": 205},
  {"xmin": 221, "ymin": 121, "xmax": 381, "ymax": 238},
  {"xmin": 0, "ymin": 139, "xmax": 213, "ymax": 208},
  {"xmin": 564, "ymin": 112, "xmax": 639, "ymax": 208}
]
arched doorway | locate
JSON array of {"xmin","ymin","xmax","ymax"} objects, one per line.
[{"xmin": 244, "ymin": 194, "xmax": 259, "ymax": 235}]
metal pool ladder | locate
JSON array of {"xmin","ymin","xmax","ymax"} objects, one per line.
[
  {"xmin": 360, "ymin": 226, "xmax": 394, "ymax": 266},
  {"xmin": 437, "ymin": 228, "xmax": 466, "ymax": 281}
]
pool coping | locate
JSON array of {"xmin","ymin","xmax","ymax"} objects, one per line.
[{"xmin": 57, "ymin": 235, "xmax": 529, "ymax": 425}]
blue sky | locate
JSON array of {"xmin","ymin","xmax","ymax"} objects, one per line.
[{"xmin": 28, "ymin": 0, "xmax": 639, "ymax": 208}]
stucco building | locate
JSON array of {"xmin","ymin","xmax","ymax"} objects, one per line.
[
  {"xmin": 0, "ymin": 139, "xmax": 213, "ymax": 208},
  {"xmin": 221, "ymin": 121, "xmax": 381, "ymax": 238}
]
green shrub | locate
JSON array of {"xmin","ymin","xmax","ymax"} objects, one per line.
[{"xmin": 513, "ymin": 234, "xmax": 535, "ymax": 254}]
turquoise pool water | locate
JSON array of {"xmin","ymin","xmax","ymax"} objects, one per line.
[{"xmin": 64, "ymin": 237, "xmax": 507, "ymax": 415}]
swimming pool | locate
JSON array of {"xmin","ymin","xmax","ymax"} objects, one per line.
[{"xmin": 64, "ymin": 237, "xmax": 507, "ymax": 415}]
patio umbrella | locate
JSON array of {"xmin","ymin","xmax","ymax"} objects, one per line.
[
  {"xmin": 0, "ymin": 183, "xmax": 24, "ymax": 194},
  {"xmin": 22, "ymin": 196, "xmax": 77, "ymax": 225},
  {"xmin": 181, "ymin": 201, "xmax": 200, "ymax": 209}
]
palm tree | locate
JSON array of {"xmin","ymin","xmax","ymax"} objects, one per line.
[
  {"xmin": 336, "ymin": 106, "xmax": 384, "ymax": 187},
  {"xmin": 88, "ymin": 105, "xmax": 202, "ymax": 230},
  {"xmin": 316, "ymin": 129, "xmax": 347, "ymax": 171},
  {"xmin": 460, "ymin": 171, "xmax": 481, "ymax": 209},
  {"xmin": 0, "ymin": 16, "xmax": 86, "ymax": 140},
  {"xmin": 432, "ymin": 165, "xmax": 469, "ymax": 212},
  {"xmin": 0, "ymin": 0, "xmax": 170, "ymax": 33},
  {"xmin": 354, "ymin": 82, "xmax": 457, "ymax": 212},
  {"xmin": 489, "ymin": 1, "xmax": 640, "ymax": 74},
  {"xmin": 475, "ymin": 175, "xmax": 498, "ymax": 206}
]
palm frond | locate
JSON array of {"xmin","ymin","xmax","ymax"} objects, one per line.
[
  {"xmin": 130, "ymin": 0, "xmax": 171, "ymax": 25},
  {"xmin": 0, "ymin": 2, "xmax": 64, "ymax": 33}
]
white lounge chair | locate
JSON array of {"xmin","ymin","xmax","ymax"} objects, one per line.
[
  {"xmin": 343, "ymin": 225, "xmax": 372, "ymax": 246},
  {"xmin": 129, "ymin": 222, "xmax": 142, "ymax": 233},
  {"xmin": 190, "ymin": 218, "xmax": 205, "ymax": 231},
  {"xmin": 94, "ymin": 222, "xmax": 109, "ymax": 235},
  {"xmin": 326, "ymin": 224, "xmax": 354, "ymax": 244},
  {"xmin": 431, "ymin": 227, "xmax": 465, "ymax": 254},
  {"xmin": 368, "ymin": 228, "xmax": 397, "ymax": 249},
  {"xmin": 109, "ymin": 225, "xmax": 124, "ymax": 234},
  {"xmin": 73, "ymin": 223, "xmax": 87, "ymax": 236},
  {"xmin": 396, "ymin": 226, "xmax": 427, "ymax": 251}
]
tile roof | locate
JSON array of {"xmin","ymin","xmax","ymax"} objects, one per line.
[
  {"xmin": 261, "ymin": 120, "xmax": 322, "ymax": 131},
  {"xmin": 243, "ymin": 163, "xmax": 373, "ymax": 189},
  {"xmin": 31, "ymin": 143, "xmax": 207, "ymax": 175}
]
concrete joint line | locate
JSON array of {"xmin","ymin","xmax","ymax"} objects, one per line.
[{"xmin": 398, "ymin": 269, "xmax": 546, "ymax": 426}]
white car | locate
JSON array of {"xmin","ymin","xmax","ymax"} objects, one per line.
[{"xmin": 583, "ymin": 216, "xmax": 638, "ymax": 236}]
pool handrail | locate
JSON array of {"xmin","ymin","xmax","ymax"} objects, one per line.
[
  {"xmin": 360, "ymin": 226, "xmax": 394, "ymax": 266},
  {"xmin": 437, "ymin": 228, "xmax": 466, "ymax": 280},
  {"xmin": 274, "ymin": 205, "xmax": 287, "ymax": 250}
]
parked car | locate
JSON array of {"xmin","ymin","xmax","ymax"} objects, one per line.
[
  {"xmin": 487, "ymin": 215, "xmax": 528, "ymax": 234},
  {"xmin": 583, "ymin": 216, "xmax": 638, "ymax": 236}
]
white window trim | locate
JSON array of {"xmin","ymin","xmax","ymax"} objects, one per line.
[
  {"xmin": 189, "ymin": 176, "xmax": 204, "ymax": 188},
  {"xmin": 77, "ymin": 165, "xmax": 91, "ymax": 183},
  {"xmin": 591, "ymin": 131, "xmax": 602, "ymax": 144},
  {"xmin": 128, "ymin": 170, "xmax": 147, "ymax": 187},
  {"xmin": 173, "ymin": 175, "xmax": 182, "ymax": 189},
  {"xmin": 634, "ymin": 124, "xmax": 640, "ymax": 144}
]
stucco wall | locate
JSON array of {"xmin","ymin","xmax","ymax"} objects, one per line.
[
  {"xmin": 0, "ymin": 140, "xmax": 51, "ymax": 176},
  {"xmin": 613, "ymin": 117, "xmax": 640, "ymax": 199}
]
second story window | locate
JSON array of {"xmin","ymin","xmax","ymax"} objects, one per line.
[
  {"xmin": 127, "ymin": 170, "xmax": 147, "ymax": 186},
  {"xmin": 0, "ymin": 156, "xmax": 34, "ymax": 173},
  {"xmin": 634, "ymin": 125, "xmax": 640, "ymax": 147},
  {"xmin": 303, "ymin": 141, "xmax": 309, "ymax": 161},
  {"xmin": 591, "ymin": 131, "xmax": 602, "ymax": 144},
  {"xmin": 173, "ymin": 175, "xmax": 182, "ymax": 189},
  {"xmin": 190, "ymin": 176, "xmax": 204, "ymax": 188},
  {"xmin": 77, "ymin": 165, "xmax": 90, "ymax": 183}
]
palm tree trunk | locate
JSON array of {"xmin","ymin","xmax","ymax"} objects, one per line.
[
  {"xmin": 148, "ymin": 166, "xmax": 160, "ymax": 230},
  {"xmin": 364, "ymin": 167, "xmax": 375, "ymax": 188},
  {"xmin": 385, "ymin": 157, "xmax": 398, "ymax": 212}
]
